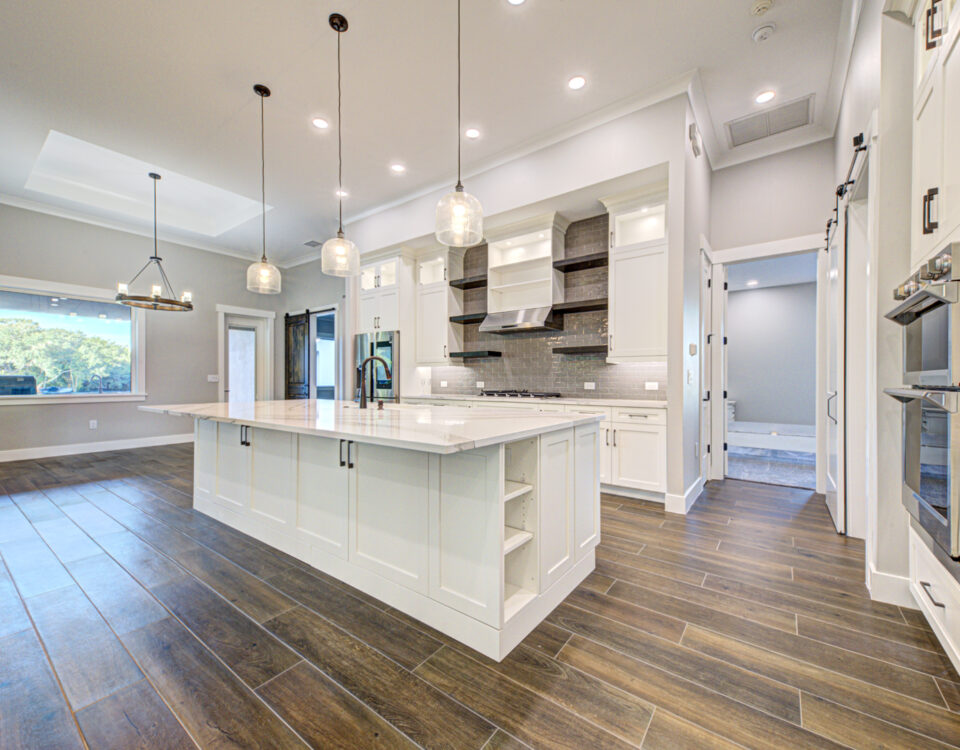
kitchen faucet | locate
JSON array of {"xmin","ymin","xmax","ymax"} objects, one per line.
[{"xmin": 358, "ymin": 356, "xmax": 391, "ymax": 409}]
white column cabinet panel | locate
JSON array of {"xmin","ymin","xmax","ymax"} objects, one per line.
[
  {"xmin": 611, "ymin": 423, "xmax": 667, "ymax": 492},
  {"xmin": 350, "ymin": 442, "xmax": 430, "ymax": 593},
  {"xmin": 215, "ymin": 423, "xmax": 251, "ymax": 510},
  {"xmin": 539, "ymin": 428, "xmax": 575, "ymax": 590},
  {"xmin": 573, "ymin": 423, "xmax": 601, "ymax": 560},
  {"xmin": 194, "ymin": 418, "xmax": 216, "ymax": 504},
  {"xmin": 608, "ymin": 243, "xmax": 668, "ymax": 361},
  {"xmin": 297, "ymin": 436, "xmax": 351, "ymax": 559},
  {"xmin": 429, "ymin": 448, "xmax": 501, "ymax": 625},
  {"xmin": 249, "ymin": 428, "xmax": 295, "ymax": 528}
]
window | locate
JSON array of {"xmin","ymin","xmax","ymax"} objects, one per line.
[{"xmin": 0, "ymin": 277, "xmax": 145, "ymax": 403}]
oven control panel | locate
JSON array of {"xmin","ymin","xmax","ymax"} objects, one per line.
[{"xmin": 894, "ymin": 245, "xmax": 954, "ymax": 300}]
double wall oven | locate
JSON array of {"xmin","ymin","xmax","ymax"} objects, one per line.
[{"xmin": 885, "ymin": 246, "xmax": 959, "ymax": 557}]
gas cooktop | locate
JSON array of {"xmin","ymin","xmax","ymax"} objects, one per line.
[{"xmin": 479, "ymin": 389, "xmax": 562, "ymax": 398}]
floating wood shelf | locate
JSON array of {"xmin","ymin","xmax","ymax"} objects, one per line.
[
  {"xmin": 552, "ymin": 298, "xmax": 608, "ymax": 314},
  {"xmin": 449, "ymin": 312, "xmax": 486, "ymax": 324},
  {"xmin": 449, "ymin": 274, "xmax": 488, "ymax": 290},
  {"xmin": 553, "ymin": 345, "xmax": 608, "ymax": 355},
  {"xmin": 553, "ymin": 252, "xmax": 609, "ymax": 272},
  {"xmin": 503, "ymin": 480, "xmax": 533, "ymax": 502},
  {"xmin": 504, "ymin": 526, "xmax": 534, "ymax": 555},
  {"xmin": 449, "ymin": 350, "xmax": 502, "ymax": 359}
]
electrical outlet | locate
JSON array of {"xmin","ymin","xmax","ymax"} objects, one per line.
[
  {"xmin": 645, "ymin": 381, "xmax": 659, "ymax": 391},
  {"xmin": 207, "ymin": 374, "xmax": 220, "ymax": 383},
  {"xmin": 584, "ymin": 382, "xmax": 596, "ymax": 390},
  {"xmin": 440, "ymin": 380, "xmax": 448, "ymax": 388},
  {"xmin": 476, "ymin": 381, "xmax": 485, "ymax": 389},
  {"xmin": 88, "ymin": 419, "xmax": 98, "ymax": 430}
]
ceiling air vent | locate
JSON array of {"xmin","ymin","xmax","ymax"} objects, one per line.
[
  {"xmin": 726, "ymin": 95, "xmax": 814, "ymax": 148},
  {"xmin": 303, "ymin": 240, "xmax": 322, "ymax": 247}
]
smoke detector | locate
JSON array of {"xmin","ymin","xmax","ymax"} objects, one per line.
[
  {"xmin": 752, "ymin": 23, "xmax": 776, "ymax": 43},
  {"xmin": 751, "ymin": 0, "xmax": 774, "ymax": 16}
]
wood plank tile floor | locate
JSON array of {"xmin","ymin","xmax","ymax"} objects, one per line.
[{"xmin": 1, "ymin": 444, "xmax": 959, "ymax": 748}]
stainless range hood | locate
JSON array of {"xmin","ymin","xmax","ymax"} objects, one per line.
[{"xmin": 479, "ymin": 307, "xmax": 562, "ymax": 334}]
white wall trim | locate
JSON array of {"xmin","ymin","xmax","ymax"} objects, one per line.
[
  {"xmin": 601, "ymin": 486, "xmax": 665, "ymax": 503},
  {"xmin": 712, "ymin": 233, "xmax": 825, "ymax": 265},
  {"xmin": 0, "ymin": 432, "xmax": 192, "ymax": 463},
  {"xmin": 217, "ymin": 307, "xmax": 275, "ymax": 402},
  {"xmin": 0, "ymin": 393, "xmax": 146, "ymax": 407},
  {"xmin": 214, "ymin": 304, "xmax": 276, "ymax": 319},
  {"xmin": 867, "ymin": 562, "xmax": 914, "ymax": 607},
  {"xmin": 665, "ymin": 476, "xmax": 705, "ymax": 515}
]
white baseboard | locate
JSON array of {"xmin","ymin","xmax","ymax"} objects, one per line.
[
  {"xmin": 867, "ymin": 562, "xmax": 913, "ymax": 607},
  {"xmin": 600, "ymin": 484, "xmax": 665, "ymax": 503},
  {"xmin": 0, "ymin": 433, "xmax": 193, "ymax": 463},
  {"xmin": 665, "ymin": 475, "xmax": 705, "ymax": 515}
]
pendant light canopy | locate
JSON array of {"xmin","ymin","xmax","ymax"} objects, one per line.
[
  {"xmin": 435, "ymin": 0, "xmax": 483, "ymax": 248},
  {"xmin": 246, "ymin": 84, "xmax": 282, "ymax": 294},
  {"xmin": 321, "ymin": 13, "xmax": 360, "ymax": 277},
  {"xmin": 116, "ymin": 173, "xmax": 194, "ymax": 312}
]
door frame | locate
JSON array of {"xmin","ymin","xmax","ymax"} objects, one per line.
[
  {"xmin": 706, "ymin": 233, "xmax": 824, "ymax": 483},
  {"xmin": 216, "ymin": 304, "xmax": 276, "ymax": 402}
]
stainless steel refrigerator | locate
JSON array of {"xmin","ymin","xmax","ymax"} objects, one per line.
[{"xmin": 354, "ymin": 331, "xmax": 399, "ymax": 402}]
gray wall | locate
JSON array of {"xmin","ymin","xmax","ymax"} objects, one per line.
[
  {"xmin": 710, "ymin": 139, "xmax": 835, "ymax": 250},
  {"xmin": 727, "ymin": 282, "xmax": 816, "ymax": 425},
  {"xmin": 0, "ymin": 204, "xmax": 343, "ymax": 452}
]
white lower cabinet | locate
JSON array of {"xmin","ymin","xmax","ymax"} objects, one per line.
[
  {"xmin": 539, "ymin": 428, "xmax": 576, "ymax": 591},
  {"xmin": 909, "ymin": 527, "xmax": 960, "ymax": 672},
  {"xmin": 573, "ymin": 423, "xmax": 601, "ymax": 559},
  {"xmin": 297, "ymin": 435, "xmax": 350, "ymax": 560},
  {"xmin": 611, "ymin": 421, "xmax": 667, "ymax": 493},
  {"xmin": 214, "ymin": 423, "xmax": 251, "ymax": 510}
]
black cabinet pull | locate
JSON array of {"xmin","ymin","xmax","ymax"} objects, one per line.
[
  {"xmin": 339, "ymin": 439, "xmax": 346, "ymax": 467},
  {"xmin": 927, "ymin": 0, "xmax": 944, "ymax": 50},
  {"xmin": 921, "ymin": 580, "xmax": 946, "ymax": 608},
  {"xmin": 347, "ymin": 440, "xmax": 355, "ymax": 469},
  {"xmin": 239, "ymin": 425, "xmax": 251, "ymax": 446}
]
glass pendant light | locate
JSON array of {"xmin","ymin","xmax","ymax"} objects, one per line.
[
  {"xmin": 321, "ymin": 13, "xmax": 360, "ymax": 277},
  {"xmin": 435, "ymin": 0, "xmax": 483, "ymax": 247},
  {"xmin": 116, "ymin": 173, "xmax": 194, "ymax": 312},
  {"xmin": 246, "ymin": 84, "xmax": 282, "ymax": 294}
]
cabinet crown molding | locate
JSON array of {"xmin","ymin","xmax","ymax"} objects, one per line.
[
  {"xmin": 599, "ymin": 183, "xmax": 669, "ymax": 214},
  {"xmin": 482, "ymin": 211, "xmax": 571, "ymax": 244}
]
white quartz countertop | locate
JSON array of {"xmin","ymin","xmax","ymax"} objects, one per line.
[
  {"xmin": 406, "ymin": 394, "xmax": 668, "ymax": 408},
  {"xmin": 140, "ymin": 399, "xmax": 602, "ymax": 454}
]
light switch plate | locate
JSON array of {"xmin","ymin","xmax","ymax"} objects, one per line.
[
  {"xmin": 440, "ymin": 380, "xmax": 448, "ymax": 388},
  {"xmin": 645, "ymin": 381, "xmax": 659, "ymax": 391},
  {"xmin": 584, "ymin": 382, "xmax": 596, "ymax": 390},
  {"xmin": 88, "ymin": 420, "xmax": 98, "ymax": 430},
  {"xmin": 476, "ymin": 381, "xmax": 485, "ymax": 389},
  {"xmin": 207, "ymin": 374, "xmax": 220, "ymax": 383}
]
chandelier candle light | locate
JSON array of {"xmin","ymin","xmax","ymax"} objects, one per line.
[
  {"xmin": 246, "ymin": 84, "xmax": 282, "ymax": 294},
  {"xmin": 321, "ymin": 12, "xmax": 360, "ymax": 277},
  {"xmin": 435, "ymin": 0, "xmax": 483, "ymax": 247},
  {"xmin": 116, "ymin": 172, "xmax": 193, "ymax": 311}
]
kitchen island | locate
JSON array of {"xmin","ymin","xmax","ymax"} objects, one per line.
[{"xmin": 140, "ymin": 399, "xmax": 602, "ymax": 660}]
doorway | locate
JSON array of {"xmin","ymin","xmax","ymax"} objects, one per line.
[
  {"xmin": 722, "ymin": 252, "xmax": 819, "ymax": 490},
  {"xmin": 217, "ymin": 305, "xmax": 275, "ymax": 403},
  {"xmin": 309, "ymin": 308, "xmax": 338, "ymax": 399}
]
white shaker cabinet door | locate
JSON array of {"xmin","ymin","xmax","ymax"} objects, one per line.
[
  {"xmin": 573, "ymin": 423, "xmax": 601, "ymax": 560},
  {"xmin": 941, "ymin": 30, "xmax": 960, "ymax": 244},
  {"xmin": 194, "ymin": 419, "xmax": 217, "ymax": 504},
  {"xmin": 912, "ymin": 78, "xmax": 944, "ymax": 270},
  {"xmin": 539, "ymin": 428, "xmax": 575, "ymax": 591},
  {"xmin": 297, "ymin": 435, "xmax": 350, "ymax": 559},
  {"xmin": 358, "ymin": 293, "xmax": 379, "ymax": 333},
  {"xmin": 249, "ymin": 428, "xmax": 296, "ymax": 529},
  {"xmin": 215, "ymin": 423, "xmax": 251, "ymax": 510},
  {"xmin": 611, "ymin": 423, "xmax": 667, "ymax": 493},
  {"xmin": 608, "ymin": 243, "xmax": 668, "ymax": 360},
  {"xmin": 416, "ymin": 284, "xmax": 448, "ymax": 364},
  {"xmin": 377, "ymin": 287, "xmax": 400, "ymax": 332},
  {"xmin": 350, "ymin": 442, "xmax": 430, "ymax": 593}
]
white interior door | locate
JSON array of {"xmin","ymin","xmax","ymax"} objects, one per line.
[
  {"xmin": 825, "ymin": 218, "xmax": 846, "ymax": 534},
  {"xmin": 222, "ymin": 313, "xmax": 271, "ymax": 402},
  {"xmin": 700, "ymin": 252, "xmax": 712, "ymax": 481}
]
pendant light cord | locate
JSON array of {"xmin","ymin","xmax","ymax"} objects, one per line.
[
  {"xmin": 260, "ymin": 91, "xmax": 267, "ymax": 263},
  {"xmin": 337, "ymin": 28, "xmax": 344, "ymax": 236},
  {"xmin": 456, "ymin": 0, "xmax": 463, "ymax": 191},
  {"xmin": 152, "ymin": 177, "xmax": 158, "ymax": 259}
]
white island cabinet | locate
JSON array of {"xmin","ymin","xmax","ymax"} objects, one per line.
[{"xmin": 143, "ymin": 400, "xmax": 601, "ymax": 661}]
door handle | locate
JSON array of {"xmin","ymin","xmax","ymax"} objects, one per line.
[
  {"xmin": 339, "ymin": 439, "xmax": 346, "ymax": 467},
  {"xmin": 347, "ymin": 440, "xmax": 355, "ymax": 469},
  {"xmin": 612, "ymin": 429, "xmax": 617, "ymax": 447},
  {"xmin": 925, "ymin": 188, "xmax": 939, "ymax": 234},
  {"xmin": 239, "ymin": 425, "xmax": 250, "ymax": 446},
  {"xmin": 605, "ymin": 429, "xmax": 609, "ymax": 446},
  {"xmin": 921, "ymin": 580, "xmax": 946, "ymax": 608},
  {"xmin": 826, "ymin": 391, "xmax": 838, "ymax": 424}
]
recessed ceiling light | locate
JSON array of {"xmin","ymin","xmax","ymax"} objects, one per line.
[
  {"xmin": 390, "ymin": 163, "xmax": 406, "ymax": 174},
  {"xmin": 568, "ymin": 75, "xmax": 586, "ymax": 90},
  {"xmin": 746, "ymin": 279, "xmax": 759, "ymax": 287},
  {"xmin": 335, "ymin": 188, "xmax": 349, "ymax": 198},
  {"xmin": 755, "ymin": 90, "xmax": 776, "ymax": 104},
  {"xmin": 507, "ymin": 0, "xmax": 526, "ymax": 4},
  {"xmin": 312, "ymin": 117, "xmax": 329, "ymax": 129},
  {"xmin": 465, "ymin": 128, "xmax": 480, "ymax": 139}
]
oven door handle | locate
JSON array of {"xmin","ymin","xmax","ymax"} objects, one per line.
[
  {"xmin": 883, "ymin": 387, "xmax": 959, "ymax": 413},
  {"xmin": 885, "ymin": 280, "xmax": 959, "ymax": 326}
]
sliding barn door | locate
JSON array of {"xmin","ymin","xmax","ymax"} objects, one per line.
[{"xmin": 284, "ymin": 311, "xmax": 310, "ymax": 399}]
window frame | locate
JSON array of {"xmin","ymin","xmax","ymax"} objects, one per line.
[{"xmin": 0, "ymin": 274, "xmax": 147, "ymax": 405}]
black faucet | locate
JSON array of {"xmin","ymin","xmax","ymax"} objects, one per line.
[{"xmin": 358, "ymin": 356, "xmax": 391, "ymax": 409}]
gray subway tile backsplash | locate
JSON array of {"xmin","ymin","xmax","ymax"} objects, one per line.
[{"xmin": 431, "ymin": 215, "xmax": 668, "ymax": 400}]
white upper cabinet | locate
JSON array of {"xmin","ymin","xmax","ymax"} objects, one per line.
[
  {"xmin": 601, "ymin": 189, "xmax": 668, "ymax": 363},
  {"xmin": 358, "ymin": 256, "xmax": 402, "ymax": 333},
  {"xmin": 941, "ymin": 12, "xmax": 960, "ymax": 246},
  {"xmin": 913, "ymin": 72, "xmax": 944, "ymax": 270},
  {"xmin": 416, "ymin": 248, "xmax": 464, "ymax": 365}
]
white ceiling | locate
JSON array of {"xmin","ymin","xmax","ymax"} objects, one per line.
[
  {"xmin": 0, "ymin": 0, "xmax": 858, "ymax": 266},
  {"xmin": 727, "ymin": 251, "xmax": 819, "ymax": 291}
]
